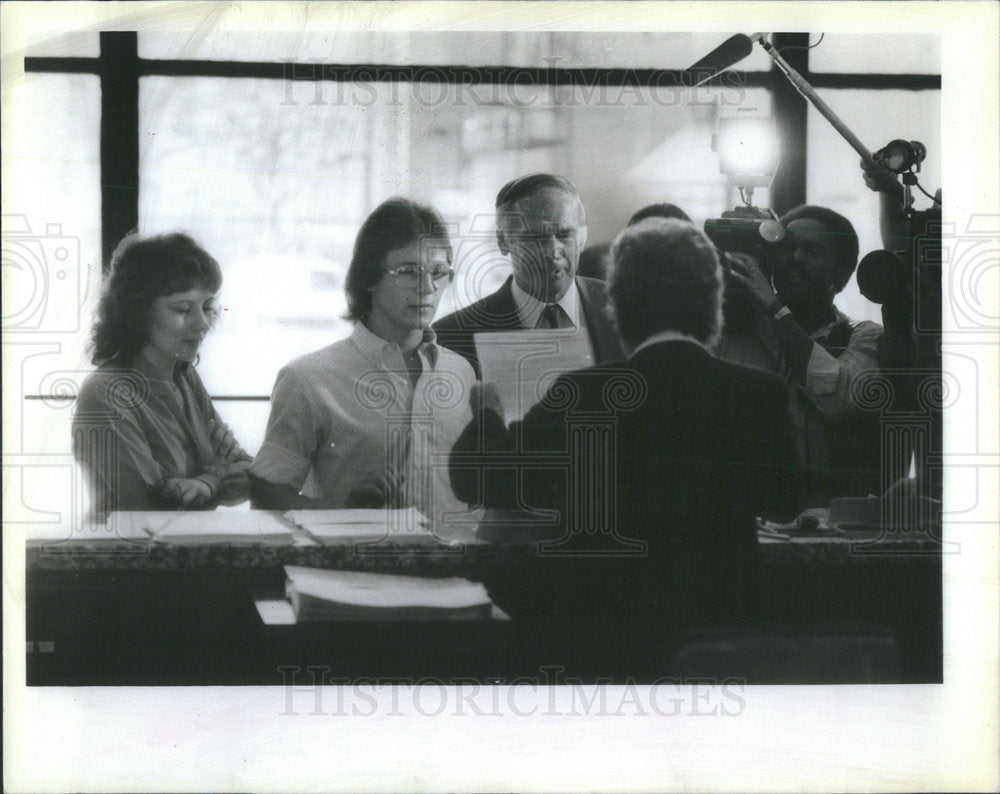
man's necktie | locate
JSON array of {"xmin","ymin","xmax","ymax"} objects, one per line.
[{"xmin": 538, "ymin": 303, "xmax": 573, "ymax": 329}]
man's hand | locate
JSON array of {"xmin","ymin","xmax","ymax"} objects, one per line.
[
  {"xmin": 724, "ymin": 252, "xmax": 782, "ymax": 314},
  {"xmin": 861, "ymin": 158, "xmax": 902, "ymax": 194},
  {"xmin": 159, "ymin": 478, "xmax": 213, "ymax": 508},
  {"xmin": 345, "ymin": 472, "xmax": 405, "ymax": 509},
  {"xmin": 470, "ymin": 382, "xmax": 505, "ymax": 423}
]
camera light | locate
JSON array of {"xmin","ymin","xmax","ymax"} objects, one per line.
[
  {"xmin": 716, "ymin": 116, "xmax": 779, "ymax": 187},
  {"xmin": 873, "ymin": 139, "xmax": 927, "ymax": 174}
]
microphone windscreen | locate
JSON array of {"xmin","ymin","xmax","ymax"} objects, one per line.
[{"xmin": 681, "ymin": 34, "xmax": 754, "ymax": 87}]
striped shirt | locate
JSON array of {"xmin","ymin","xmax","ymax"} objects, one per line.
[{"xmin": 251, "ymin": 323, "xmax": 480, "ymax": 530}]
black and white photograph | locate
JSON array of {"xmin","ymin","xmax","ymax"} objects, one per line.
[{"xmin": 3, "ymin": 1, "xmax": 998, "ymax": 791}]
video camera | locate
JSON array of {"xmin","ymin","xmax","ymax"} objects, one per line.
[
  {"xmin": 706, "ymin": 206, "xmax": 791, "ymax": 333},
  {"xmin": 704, "ymin": 205, "xmax": 790, "ymax": 269}
]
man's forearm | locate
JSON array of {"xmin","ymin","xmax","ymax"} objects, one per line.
[
  {"xmin": 249, "ymin": 473, "xmax": 333, "ymax": 510},
  {"xmin": 879, "ymin": 184, "xmax": 909, "ymax": 252},
  {"xmin": 769, "ymin": 312, "xmax": 816, "ymax": 384},
  {"xmin": 449, "ymin": 408, "xmax": 511, "ymax": 507}
]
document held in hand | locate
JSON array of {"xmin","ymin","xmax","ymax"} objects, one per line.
[{"xmin": 474, "ymin": 329, "xmax": 595, "ymax": 422}]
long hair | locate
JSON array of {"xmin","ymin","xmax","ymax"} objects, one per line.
[
  {"xmin": 90, "ymin": 232, "xmax": 222, "ymax": 366},
  {"xmin": 344, "ymin": 197, "xmax": 452, "ymax": 322}
]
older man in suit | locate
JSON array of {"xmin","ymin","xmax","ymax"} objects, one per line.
[
  {"xmin": 433, "ymin": 173, "xmax": 624, "ymax": 376},
  {"xmin": 453, "ymin": 218, "xmax": 803, "ymax": 677}
]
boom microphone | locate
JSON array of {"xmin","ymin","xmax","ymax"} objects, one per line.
[{"xmin": 681, "ymin": 33, "xmax": 758, "ymax": 87}]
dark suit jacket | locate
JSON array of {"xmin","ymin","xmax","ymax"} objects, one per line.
[
  {"xmin": 451, "ymin": 339, "xmax": 804, "ymax": 673},
  {"xmin": 432, "ymin": 275, "xmax": 625, "ymax": 377}
]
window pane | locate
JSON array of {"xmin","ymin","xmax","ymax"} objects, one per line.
[
  {"xmin": 4, "ymin": 73, "xmax": 101, "ymax": 526},
  {"xmin": 806, "ymin": 89, "xmax": 941, "ymax": 323},
  {"xmin": 4, "ymin": 74, "xmax": 102, "ymax": 347},
  {"xmin": 139, "ymin": 30, "xmax": 773, "ymax": 71},
  {"xmin": 139, "ymin": 75, "xmax": 369, "ymax": 404},
  {"xmin": 139, "ymin": 75, "xmax": 773, "ymax": 408},
  {"xmin": 563, "ymin": 87, "xmax": 774, "ymax": 238},
  {"xmin": 808, "ymin": 34, "xmax": 940, "ymax": 74},
  {"xmin": 20, "ymin": 31, "xmax": 99, "ymax": 57}
]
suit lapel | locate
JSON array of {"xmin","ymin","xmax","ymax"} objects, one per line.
[
  {"xmin": 577, "ymin": 277, "xmax": 625, "ymax": 363},
  {"xmin": 489, "ymin": 276, "xmax": 527, "ymax": 329}
]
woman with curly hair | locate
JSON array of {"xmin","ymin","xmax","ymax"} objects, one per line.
[{"xmin": 73, "ymin": 232, "xmax": 251, "ymax": 517}]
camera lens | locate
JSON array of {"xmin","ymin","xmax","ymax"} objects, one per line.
[{"xmin": 758, "ymin": 219, "xmax": 786, "ymax": 244}]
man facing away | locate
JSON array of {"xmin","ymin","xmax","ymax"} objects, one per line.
[
  {"xmin": 451, "ymin": 218, "xmax": 803, "ymax": 675},
  {"xmin": 433, "ymin": 173, "xmax": 624, "ymax": 376}
]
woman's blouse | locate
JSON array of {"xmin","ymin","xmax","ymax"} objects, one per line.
[{"xmin": 72, "ymin": 352, "xmax": 252, "ymax": 516}]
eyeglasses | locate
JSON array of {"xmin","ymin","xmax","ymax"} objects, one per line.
[{"xmin": 383, "ymin": 264, "xmax": 455, "ymax": 287}]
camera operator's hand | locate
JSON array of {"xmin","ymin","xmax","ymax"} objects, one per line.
[
  {"xmin": 860, "ymin": 157, "xmax": 902, "ymax": 195},
  {"xmin": 861, "ymin": 158, "xmax": 908, "ymax": 250},
  {"xmin": 724, "ymin": 252, "xmax": 782, "ymax": 315}
]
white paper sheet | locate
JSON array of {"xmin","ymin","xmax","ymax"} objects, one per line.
[
  {"xmin": 121, "ymin": 510, "xmax": 296, "ymax": 545},
  {"xmin": 474, "ymin": 328, "xmax": 595, "ymax": 421}
]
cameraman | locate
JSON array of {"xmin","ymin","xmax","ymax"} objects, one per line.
[{"xmin": 722, "ymin": 205, "xmax": 883, "ymax": 502}]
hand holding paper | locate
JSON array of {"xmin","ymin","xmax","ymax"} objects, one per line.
[{"xmin": 471, "ymin": 382, "xmax": 506, "ymax": 423}]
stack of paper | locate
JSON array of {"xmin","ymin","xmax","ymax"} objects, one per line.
[
  {"xmin": 126, "ymin": 510, "xmax": 295, "ymax": 546},
  {"xmin": 284, "ymin": 507, "xmax": 438, "ymax": 546},
  {"xmin": 284, "ymin": 565, "xmax": 494, "ymax": 622}
]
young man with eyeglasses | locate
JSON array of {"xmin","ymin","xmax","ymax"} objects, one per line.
[{"xmin": 249, "ymin": 198, "xmax": 478, "ymax": 530}]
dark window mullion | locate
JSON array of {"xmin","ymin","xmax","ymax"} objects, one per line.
[
  {"xmin": 809, "ymin": 73, "xmax": 940, "ymax": 90},
  {"xmin": 99, "ymin": 32, "xmax": 139, "ymax": 270},
  {"xmin": 23, "ymin": 40, "xmax": 940, "ymax": 251},
  {"xmin": 25, "ymin": 53, "xmax": 938, "ymax": 92},
  {"xmin": 769, "ymin": 33, "xmax": 811, "ymax": 215}
]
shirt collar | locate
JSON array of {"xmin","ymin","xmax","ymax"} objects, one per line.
[
  {"xmin": 629, "ymin": 330, "xmax": 711, "ymax": 359},
  {"xmin": 511, "ymin": 277, "xmax": 581, "ymax": 329},
  {"xmin": 351, "ymin": 321, "xmax": 440, "ymax": 369},
  {"xmin": 811, "ymin": 307, "xmax": 850, "ymax": 341}
]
